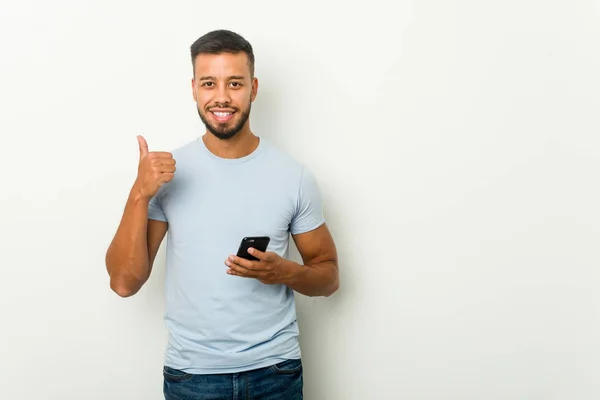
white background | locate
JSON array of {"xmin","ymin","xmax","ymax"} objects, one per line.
[{"xmin": 1, "ymin": 0, "xmax": 600, "ymax": 399}]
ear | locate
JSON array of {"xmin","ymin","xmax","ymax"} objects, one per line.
[
  {"xmin": 191, "ymin": 78, "xmax": 197, "ymax": 102},
  {"xmin": 251, "ymin": 77, "xmax": 258, "ymax": 102}
]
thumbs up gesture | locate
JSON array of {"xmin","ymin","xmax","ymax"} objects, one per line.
[{"xmin": 135, "ymin": 135, "xmax": 176, "ymax": 199}]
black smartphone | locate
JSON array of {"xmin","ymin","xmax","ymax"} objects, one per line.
[{"xmin": 236, "ymin": 236, "xmax": 271, "ymax": 261}]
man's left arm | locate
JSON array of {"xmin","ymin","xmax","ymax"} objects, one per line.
[
  {"xmin": 225, "ymin": 166, "xmax": 338, "ymax": 297},
  {"xmin": 283, "ymin": 223, "xmax": 339, "ymax": 297},
  {"xmin": 225, "ymin": 223, "xmax": 339, "ymax": 297}
]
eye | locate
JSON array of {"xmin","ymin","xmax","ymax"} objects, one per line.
[
  {"xmin": 229, "ymin": 82, "xmax": 242, "ymax": 88},
  {"xmin": 201, "ymin": 82, "xmax": 214, "ymax": 87}
]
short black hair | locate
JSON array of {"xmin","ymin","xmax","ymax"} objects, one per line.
[{"xmin": 190, "ymin": 29, "xmax": 255, "ymax": 77}]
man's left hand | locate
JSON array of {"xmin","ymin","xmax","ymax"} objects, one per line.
[{"xmin": 225, "ymin": 248, "xmax": 296, "ymax": 285}]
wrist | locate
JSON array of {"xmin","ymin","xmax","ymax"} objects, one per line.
[
  {"xmin": 130, "ymin": 182, "xmax": 151, "ymax": 204},
  {"xmin": 281, "ymin": 259, "xmax": 303, "ymax": 286}
]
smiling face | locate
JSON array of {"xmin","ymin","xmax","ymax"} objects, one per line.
[{"xmin": 192, "ymin": 52, "xmax": 258, "ymax": 140}]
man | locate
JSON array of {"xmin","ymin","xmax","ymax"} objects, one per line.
[{"xmin": 105, "ymin": 29, "xmax": 339, "ymax": 399}]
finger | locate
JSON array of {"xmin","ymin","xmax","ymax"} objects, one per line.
[
  {"xmin": 158, "ymin": 165, "xmax": 176, "ymax": 173},
  {"xmin": 157, "ymin": 172, "xmax": 175, "ymax": 184},
  {"xmin": 153, "ymin": 160, "xmax": 176, "ymax": 172},
  {"xmin": 225, "ymin": 260, "xmax": 260, "ymax": 277},
  {"xmin": 227, "ymin": 267, "xmax": 255, "ymax": 278},
  {"xmin": 147, "ymin": 152, "xmax": 174, "ymax": 160},
  {"xmin": 227, "ymin": 255, "xmax": 255, "ymax": 270},
  {"xmin": 137, "ymin": 135, "xmax": 149, "ymax": 159},
  {"xmin": 247, "ymin": 247, "xmax": 268, "ymax": 261},
  {"xmin": 150, "ymin": 158, "xmax": 176, "ymax": 168},
  {"xmin": 158, "ymin": 158, "xmax": 176, "ymax": 165}
]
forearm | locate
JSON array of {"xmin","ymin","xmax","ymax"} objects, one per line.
[
  {"xmin": 283, "ymin": 259, "xmax": 339, "ymax": 297},
  {"xmin": 105, "ymin": 184, "xmax": 151, "ymax": 294}
]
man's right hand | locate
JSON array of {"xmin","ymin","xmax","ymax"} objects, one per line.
[{"xmin": 134, "ymin": 135, "xmax": 176, "ymax": 199}]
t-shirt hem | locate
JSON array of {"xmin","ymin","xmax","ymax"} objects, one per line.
[
  {"xmin": 290, "ymin": 218, "xmax": 325, "ymax": 235},
  {"xmin": 164, "ymin": 351, "xmax": 302, "ymax": 375},
  {"xmin": 148, "ymin": 214, "xmax": 167, "ymax": 222}
]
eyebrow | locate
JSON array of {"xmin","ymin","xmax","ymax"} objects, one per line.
[{"xmin": 198, "ymin": 75, "xmax": 245, "ymax": 81}]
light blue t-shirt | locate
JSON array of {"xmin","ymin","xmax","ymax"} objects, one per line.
[{"xmin": 147, "ymin": 136, "xmax": 325, "ymax": 374}]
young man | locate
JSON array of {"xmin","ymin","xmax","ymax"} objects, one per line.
[{"xmin": 105, "ymin": 29, "xmax": 339, "ymax": 399}]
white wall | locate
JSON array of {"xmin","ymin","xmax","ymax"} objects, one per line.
[{"xmin": 2, "ymin": 0, "xmax": 600, "ymax": 399}]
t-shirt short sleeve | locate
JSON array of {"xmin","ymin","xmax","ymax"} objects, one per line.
[
  {"xmin": 290, "ymin": 167, "xmax": 325, "ymax": 235},
  {"xmin": 148, "ymin": 192, "xmax": 167, "ymax": 222}
]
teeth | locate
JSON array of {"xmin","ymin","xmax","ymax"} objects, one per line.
[{"xmin": 213, "ymin": 112, "xmax": 232, "ymax": 117}]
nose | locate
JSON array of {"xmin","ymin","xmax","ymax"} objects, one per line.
[{"xmin": 213, "ymin": 83, "xmax": 231, "ymax": 105}]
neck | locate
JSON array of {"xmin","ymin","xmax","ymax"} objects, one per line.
[{"xmin": 202, "ymin": 126, "xmax": 259, "ymax": 159}]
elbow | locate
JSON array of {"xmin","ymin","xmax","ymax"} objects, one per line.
[
  {"xmin": 322, "ymin": 261, "xmax": 339, "ymax": 297},
  {"xmin": 106, "ymin": 255, "xmax": 145, "ymax": 298},
  {"xmin": 324, "ymin": 277, "xmax": 339, "ymax": 297},
  {"xmin": 110, "ymin": 279, "xmax": 141, "ymax": 298},
  {"xmin": 108, "ymin": 271, "xmax": 143, "ymax": 298},
  {"xmin": 110, "ymin": 282, "xmax": 138, "ymax": 298},
  {"xmin": 322, "ymin": 265, "xmax": 339, "ymax": 297}
]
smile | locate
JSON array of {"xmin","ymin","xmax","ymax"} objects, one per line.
[{"xmin": 210, "ymin": 110, "xmax": 236, "ymax": 123}]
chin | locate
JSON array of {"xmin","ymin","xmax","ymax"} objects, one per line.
[
  {"xmin": 209, "ymin": 129, "xmax": 240, "ymax": 140},
  {"xmin": 207, "ymin": 122, "xmax": 244, "ymax": 140},
  {"xmin": 198, "ymin": 106, "xmax": 250, "ymax": 140}
]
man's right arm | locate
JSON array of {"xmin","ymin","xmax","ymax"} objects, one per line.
[
  {"xmin": 105, "ymin": 186, "xmax": 167, "ymax": 297},
  {"xmin": 105, "ymin": 135, "xmax": 175, "ymax": 297}
]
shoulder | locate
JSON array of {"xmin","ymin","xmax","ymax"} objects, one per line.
[
  {"xmin": 259, "ymin": 138, "xmax": 321, "ymax": 198},
  {"xmin": 259, "ymin": 138, "xmax": 305, "ymax": 176}
]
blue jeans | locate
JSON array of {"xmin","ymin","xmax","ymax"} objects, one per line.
[{"xmin": 163, "ymin": 359, "xmax": 303, "ymax": 400}]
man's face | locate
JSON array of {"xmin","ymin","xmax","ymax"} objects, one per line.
[{"xmin": 192, "ymin": 52, "xmax": 258, "ymax": 140}]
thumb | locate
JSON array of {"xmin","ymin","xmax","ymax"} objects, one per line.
[{"xmin": 137, "ymin": 135, "xmax": 149, "ymax": 159}]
